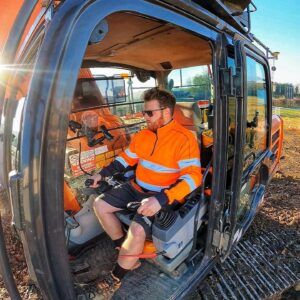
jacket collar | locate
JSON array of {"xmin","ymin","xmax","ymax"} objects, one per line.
[{"xmin": 156, "ymin": 118, "xmax": 177, "ymax": 135}]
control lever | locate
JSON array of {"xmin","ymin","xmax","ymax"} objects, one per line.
[
  {"xmin": 126, "ymin": 202, "xmax": 176, "ymax": 229},
  {"xmin": 112, "ymin": 172, "xmax": 125, "ymax": 182},
  {"xmin": 83, "ymin": 179, "xmax": 111, "ymax": 195},
  {"xmin": 127, "ymin": 202, "xmax": 141, "ymax": 211},
  {"xmin": 84, "ymin": 127, "xmax": 99, "ymax": 147},
  {"xmin": 96, "ymin": 181, "xmax": 111, "ymax": 194},
  {"xmin": 85, "ymin": 125, "xmax": 114, "ymax": 147},
  {"xmin": 85, "ymin": 179, "xmax": 100, "ymax": 187},
  {"xmin": 100, "ymin": 125, "xmax": 114, "ymax": 141},
  {"xmin": 69, "ymin": 120, "xmax": 82, "ymax": 133}
]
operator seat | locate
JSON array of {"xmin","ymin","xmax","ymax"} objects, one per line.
[{"xmin": 174, "ymin": 101, "xmax": 213, "ymax": 167}]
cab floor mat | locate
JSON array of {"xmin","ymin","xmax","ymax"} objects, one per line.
[{"xmin": 72, "ymin": 235, "xmax": 117, "ymax": 285}]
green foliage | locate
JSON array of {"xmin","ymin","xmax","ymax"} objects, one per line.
[
  {"xmin": 273, "ymin": 83, "xmax": 294, "ymax": 99},
  {"xmin": 295, "ymin": 86, "xmax": 299, "ymax": 97},
  {"xmin": 186, "ymin": 74, "xmax": 211, "ymax": 99},
  {"xmin": 192, "ymin": 73, "xmax": 211, "ymax": 86},
  {"xmin": 273, "ymin": 107, "xmax": 300, "ymax": 119},
  {"xmin": 171, "ymin": 73, "xmax": 212, "ymax": 100}
]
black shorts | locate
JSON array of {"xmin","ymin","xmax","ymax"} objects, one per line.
[{"xmin": 98, "ymin": 182, "xmax": 157, "ymax": 238}]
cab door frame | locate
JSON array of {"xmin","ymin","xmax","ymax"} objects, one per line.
[
  {"xmin": 205, "ymin": 32, "xmax": 231, "ymax": 259},
  {"xmin": 231, "ymin": 43, "xmax": 273, "ymax": 240},
  {"xmin": 215, "ymin": 38, "xmax": 273, "ymax": 260}
]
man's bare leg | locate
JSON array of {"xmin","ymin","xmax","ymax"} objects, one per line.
[
  {"xmin": 93, "ymin": 197, "xmax": 123, "ymax": 240},
  {"xmin": 117, "ymin": 222, "xmax": 146, "ymax": 270},
  {"xmin": 94, "ymin": 199, "xmax": 145, "ymax": 269}
]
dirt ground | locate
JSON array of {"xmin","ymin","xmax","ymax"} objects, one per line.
[
  {"xmin": 0, "ymin": 118, "xmax": 299, "ymax": 299},
  {"xmin": 245, "ymin": 125, "xmax": 300, "ymax": 237}
]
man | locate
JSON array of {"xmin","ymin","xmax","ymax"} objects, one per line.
[{"xmin": 90, "ymin": 87, "xmax": 202, "ymax": 295}]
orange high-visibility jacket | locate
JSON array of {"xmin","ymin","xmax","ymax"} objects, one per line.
[{"xmin": 101, "ymin": 119, "xmax": 202, "ymax": 206}]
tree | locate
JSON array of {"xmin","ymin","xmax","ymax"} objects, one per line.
[
  {"xmin": 295, "ymin": 86, "xmax": 299, "ymax": 97},
  {"xmin": 192, "ymin": 73, "xmax": 211, "ymax": 86},
  {"xmin": 191, "ymin": 74, "xmax": 211, "ymax": 99}
]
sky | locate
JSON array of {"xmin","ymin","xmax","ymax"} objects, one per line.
[{"xmin": 251, "ymin": 0, "xmax": 300, "ymax": 85}]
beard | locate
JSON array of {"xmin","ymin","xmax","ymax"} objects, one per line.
[{"xmin": 147, "ymin": 115, "xmax": 165, "ymax": 132}]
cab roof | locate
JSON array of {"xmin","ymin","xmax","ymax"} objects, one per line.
[
  {"xmin": 85, "ymin": 13, "xmax": 212, "ymax": 71},
  {"xmin": 0, "ymin": 0, "xmax": 254, "ymax": 52}
]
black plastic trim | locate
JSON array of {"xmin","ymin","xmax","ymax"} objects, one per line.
[
  {"xmin": 219, "ymin": 40, "xmax": 246, "ymax": 261},
  {"xmin": 205, "ymin": 33, "xmax": 230, "ymax": 259}
]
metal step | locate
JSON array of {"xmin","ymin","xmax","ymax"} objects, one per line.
[{"xmin": 197, "ymin": 230, "xmax": 299, "ymax": 300}]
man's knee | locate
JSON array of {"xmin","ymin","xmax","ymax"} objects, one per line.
[
  {"xmin": 129, "ymin": 222, "xmax": 146, "ymax": 240},
  {"xmin": 93, "ymin": 196, "xmax": 115, "ymax": 215}
]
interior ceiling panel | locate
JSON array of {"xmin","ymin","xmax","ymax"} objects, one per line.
[{"xmin": 85, "ymin": 12, "xmax": 212, "ymax": 71}]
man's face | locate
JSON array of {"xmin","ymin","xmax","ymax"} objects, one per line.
[{"xmin": 143, "ymin": 99, "xmax": 166, "ymax": 132}]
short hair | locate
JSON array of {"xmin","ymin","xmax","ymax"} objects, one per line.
[{"xmin": 143, "ymin": 87, "xmax": 176, "ymax": 115}]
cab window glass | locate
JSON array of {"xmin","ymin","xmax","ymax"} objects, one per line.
[
  {"xmin": 75, "ymin": 77, "xmax": 127, "ymax": 109},
  {"xmin": 244, "ymin": 57, "xmax": 267, "ymax": 169},
  {"xmin": 227, "ymin": 57, "xmax": 236, "ymax": 177},
  {"xmin": 167, "ymin": 65, "xmax": 213, "ymax": 102},
  {"xmin": 66, "ymin": 68, "xmax": 155, "ymax": 182},
  {"xmin": 72, "ymin": 68, "xmax": 156, "ymax": 115},
  {"xmin": 8, "ymin": 55, "xmax": 41, "ymax": 170}
]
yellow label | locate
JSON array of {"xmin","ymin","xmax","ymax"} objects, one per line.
[
  {"xmin": 105, "ymin": 151, "xmax": 115, "ymax": 159},
  {"xmin": 96, "ymin": 160, "xmax": 108, "ymax": 169},
  {"xmin": 95, "ymin": 153, "xmax": 106, "ymax": 162}
]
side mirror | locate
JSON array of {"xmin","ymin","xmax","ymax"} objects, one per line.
[{"xmin": 168, "ymin": 79, "xmax": 174, "ymax": 90}]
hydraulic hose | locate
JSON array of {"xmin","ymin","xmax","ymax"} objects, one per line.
[
  {"xmin": 78, "ymin": 142, "xmax": 92, "ymax": 176},
  {"xmin": 119, "ymin": 253, "xmax": 158, "ymax": 259}
]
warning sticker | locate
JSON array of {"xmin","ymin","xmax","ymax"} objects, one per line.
[
  {"xmin": 69, "ymin": 149, "xmax": 96, "ymax": 177},
  {"xmin": 196, "ymin": 100, "xmax": 210, "ymax": 108},
  {"xmin": 94, "ymin": 145, "xmax": 108, "ymax": 155}
]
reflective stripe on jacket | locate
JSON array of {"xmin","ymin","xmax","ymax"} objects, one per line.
[{"xmin": 117, "ymin": 119, "xmax": 202, "ymax": 205}]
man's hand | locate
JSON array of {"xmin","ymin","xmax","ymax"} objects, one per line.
[
  {"xmin": 137, "ymin": 197, "xmax": 161, "ymax": 217},
  {"xmin": 89, "ymin": 173, "xmax": 102, "ymax": 188}
]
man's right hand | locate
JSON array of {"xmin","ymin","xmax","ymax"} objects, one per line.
[{"xmin": 88, "ymin": 173, "xmax": 102, "ymax": 188}]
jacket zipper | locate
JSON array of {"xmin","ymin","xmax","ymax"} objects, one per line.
[{"xmin": 150, "ymin": 133, "xmax": 158, "ymax": 156}]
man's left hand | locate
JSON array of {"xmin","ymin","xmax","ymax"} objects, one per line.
[{"xmin": 137, "ymin": 197, "xmax": 161, "ymax": 217}]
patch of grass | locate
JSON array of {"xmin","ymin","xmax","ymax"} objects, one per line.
[
  {"xmin": 273, "ymin": 107, "xmax": 300, "ymax": 129},
  {"xmin": 273, "ymin": 107, "xmax": 300, "ymax": 118}
]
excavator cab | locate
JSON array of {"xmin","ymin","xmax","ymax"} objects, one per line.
[{"xmin": 0, "ymin": 1, "xmax": 283, "ymax": 299}]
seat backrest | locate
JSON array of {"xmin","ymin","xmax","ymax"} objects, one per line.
[
  {"xmin": 174, "ymin": 102, "xmax": 198, "ymax": 132},
  {"xmin": 174, "ymin": 101, "xmax": 213, "ymax": 167}
]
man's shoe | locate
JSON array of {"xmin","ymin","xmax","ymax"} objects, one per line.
[{"xmin": 96, "ymin": 271, "xmax": 122, "ymax": 298}]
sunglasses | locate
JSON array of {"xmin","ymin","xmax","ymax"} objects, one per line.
[{"xmin": 142, "ymin": 107, "xmax": 166, "ymax": 117}]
